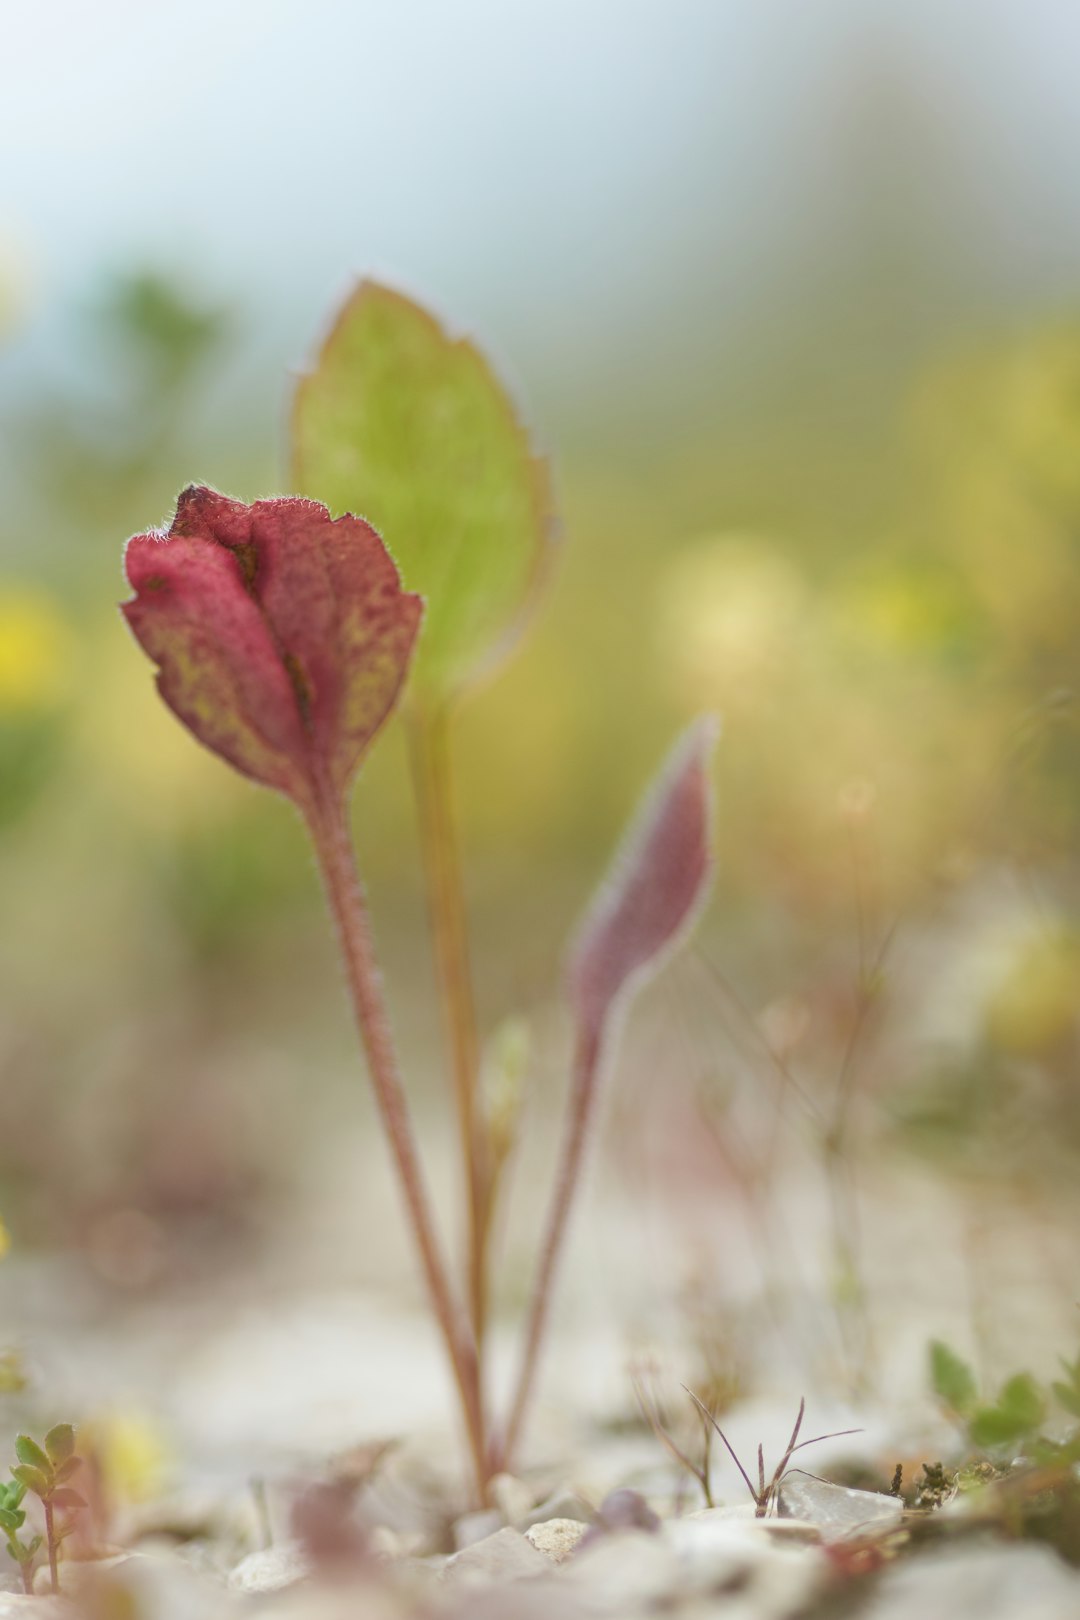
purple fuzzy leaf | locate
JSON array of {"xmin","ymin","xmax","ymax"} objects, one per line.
[{"xmin": 568, "ymin": 718, "xmax": 718, "ymax": 1044}]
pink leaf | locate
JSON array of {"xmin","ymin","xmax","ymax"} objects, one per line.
[
  {"xmin": 122, "ymin": 486, "xmax": 422, "ymax": 810},
  {"xmin": 568, "ymin": 718, "xmax": 718, "ymax": 1044}
]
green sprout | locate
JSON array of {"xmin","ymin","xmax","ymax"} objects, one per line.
[
  {"xmin": 0, "ymin": 1478, "xmax": 40, "ymax": 1595},
  {"xmin": 9, "ymin": 1425, "xmax": 86, "ymax": 1594}
]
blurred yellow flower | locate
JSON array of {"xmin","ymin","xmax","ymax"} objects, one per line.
[
  {"xmin": 0, "ymin": 589, "xmax": 73, "ymax": 715},
  {"xmin": 834, "ymin": 565, "xmax": 971, "ymax": 656},
  {"xmin": 660, "ymin": 535, "xmax": 811, "ymax": 711},
  {"xmin": 986, "ymin": 925, "xmax": 1080, "ymax": 1057},
  {"xmin": 0, "ymin": 1218, "xmax": 9, "ymax": 1260},
  {"xmin": 79, "ymin": 1411, "xmax": 170, "ymax": 1506}
]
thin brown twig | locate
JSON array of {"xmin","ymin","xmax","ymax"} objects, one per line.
[
  {"xmin": 682, "ymin": 1386, "xmax": 757, "ymax": 1504},
  {"xmin": 497, "ymin": 1022, "xmax": 603, "ymax": 1470},
  {"xmin": 632, "ymin": 1369, "xmax": 713, "ymax": 1507},
  {"xmin": 691, "ymin": 947, "xmax": 823, "ymax": 1128}
]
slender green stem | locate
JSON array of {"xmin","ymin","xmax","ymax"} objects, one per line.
[
  {"xmin": 407, "ymin": 714, "xmax": 491, "ymax": 1366},
  {"xmin": 306, "ymin": 788, "xmax": 488, "ymax": 1500},
  {"xmin": 497, "ymin": 1022, "xmax": 603, "ymax": 1470}
]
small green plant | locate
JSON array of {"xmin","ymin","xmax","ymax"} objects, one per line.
[
  {"xmin": 8, "ymin": 1426, "xmax": 86, "ymax": 1594},
  {"xmin": 120, "ymin": 285, "xmax": 717, "ymax": 1500},
  {"xmin": 1052, "ymin": 1350, "xmax": 1080, "ymax": 1420},
  {"xmin": 635, "ymin": 1376, "xmax": 860, "ymax": 1517},
  {"xmin": 929, "ymin": 1339, "xmax": 1046, "ymax": 1452},
  {"xmin": 0, "ymin": 1479, "xmax": 40, "ymax": 1594}
]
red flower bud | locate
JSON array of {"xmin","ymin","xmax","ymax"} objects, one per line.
[{"xmin": 122, "ymin": 485, "xmax": 422, "ymax": 812}]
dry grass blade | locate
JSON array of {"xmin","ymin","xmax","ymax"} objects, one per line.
[
  {"xmin": 682, "ymin": 1385, "xmax": 758, "ymax": 1505},
  {"xmin": 633, "ymin": 1369, "xmax": 712, "ymax": 1507}
]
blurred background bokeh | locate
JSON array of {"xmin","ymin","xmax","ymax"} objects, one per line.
[{"xmin": 3, "ymin": 0, "xmax": 1080, "ymax": 1482}]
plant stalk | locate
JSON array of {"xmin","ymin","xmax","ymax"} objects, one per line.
[
  {"xmin": 307, "ymin": 789, "xmax": 488, "ymax": 1499},
  {"xmin": 407, "ymin": 714, "xmax": 491, "ymax": 1361},
  {"xmin": 497, "ymin": 1021, "xmax": 603, "ymax": 1470},
  {"xmin": 44, "ymin": 1501, "xmax": 57, "ymax": 1594}
]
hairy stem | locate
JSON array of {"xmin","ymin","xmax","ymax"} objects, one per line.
[
  {"xmin": 407, "ymin": 713, "xmax": 490, "ymax": 1367},
  {"xmin": 307, "ymin": 789, "xmax": 488, "ymax": 1499},
  {"xmin": 44, "ymin": 1500, "xmax": 57, "ymax": 1594},
  {"xmin": 498, "ymin": 1022, "xmax": 603, "ymax": 1470}
]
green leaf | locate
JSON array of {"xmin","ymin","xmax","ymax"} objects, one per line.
[
  {"xmin": 929, "ymin": 1340, "xmax": 977, "ymax": 1417},
  {"xmin": 0, "ymin": 1507, "xmax": 22, "ymax": 1532},
  {"xmin": 13, "ymin": 1437, "xmax": 49, "ymax": 1476},
  {"xmin": 969, "ymin": 1373, "xmax": 1046, "ymax": 1450},
  {"xmin": 968, "ymin": 1406, "xmax": 1020, "ymax": 1449},
  {"xmin": 998, "ymin": 1372, "xmax": 1046, "ymax": 1432},
  {"xmin": 1053, "ymin": 1379, "xmax": 1080, "ymax": 1419},
  {"xmin": 50, "ymin": 1488, "xmax": 86, "ymax": 1512},
  {"xmin": 43, "ymin": 1425, "xmax": 74, "ymax": 1467},
  {"xmin": 292, "ymin": 280, "xmax": 555, "ymax": 709},
  {"xmin": 10, "ymin": 1465, "xmax": 48, "ymax": 1498}
]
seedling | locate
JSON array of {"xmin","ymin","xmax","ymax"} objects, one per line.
[
  {"xmin": 682, "ymin": 1390, "xmax": 861, "ymax": 1516},
  {"xmin": 928, "ymin": 1340, "xmax": 1046, "ymax": 1452},
  {"xmin": 0, "ymin": 1479, "xmax": 40, "ymax": 1594},
  {"xmin": 1051, "ymin": 1349, "xmax": 1080, "ymax": 1421},
  {"xmin": 8, "ymin": 1425, "xmax": 85, "ymax": 1593},
  {"xmin": 120, "ymin": 284, "xmax": 716, "ymax": 1499}
]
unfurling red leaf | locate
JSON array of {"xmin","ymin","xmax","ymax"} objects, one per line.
[
  {"xmin": 568, "ymin": 718, "xmax": 718, "ymax": 1045},
  {"xmin": 123, "ymin": 486, "xmax": 422, "ymax": 811},
  {"xmin": 49, "ymin": 1488, "xmax": 86, "ymax": 1512},
  {"xmin": 291, "ymin": 281, "xmax": 555, "ymax": 709},
  {"xmin": 43, "ymin": 1425, "xmax": 74, "ymax": 1467}
]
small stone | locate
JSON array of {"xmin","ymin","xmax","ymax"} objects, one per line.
[
  {"xmin": 453, "ymin": 1509, "xmax": 503, "ymax": 1550},
  {"xmin": 368, "ymin": 1525, "xmax": 406, "ymax": 1561},
  {"xmin": 594, "ymin": 1488, "xmax": 661, "ymax": 1534},
  {"xmin": 524, "ymin": 1517, "xmax": 588, "ymax": 1564},
  {"xmin": 559, "ymin": 1529, "xmax": 678, "ymax": 1613},
  {"xmin": 665, "ymin": 1512, "xmax": 826, "ymax": 1609},
  {"xmin": 520, "ymin": 1488, "xmax": 594, "ymax": 1530},
  {"xmin": 488, "ymin": 1473, "xmax": 534, "ymax": 1527},
  {"xmin": 862, "ymin": 1540, "xmax": 1080, "ymax": 1619},
  {"xmin": 228, "ymin": 1541, "xmax": 311, "ymax": 1594},
  {"xmin": 444, "ymin": 1527, "xmax": 549, "ymax": 1585},
  {"xmin": 777, "ymin": 1475, "xmax": 903, "ymax": 1542}
]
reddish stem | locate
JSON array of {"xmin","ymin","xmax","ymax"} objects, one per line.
[
  {"xmin": 497, "ymin": 1021, "xmax": 603, "ymax": 1470},
  {"xmin": 44, "ymin": 1500, "xmax": 57, "ymax": 1594},
  {"xmin": 306, "ymin": 789, "xmax": 488, "ymax": 1500}
]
